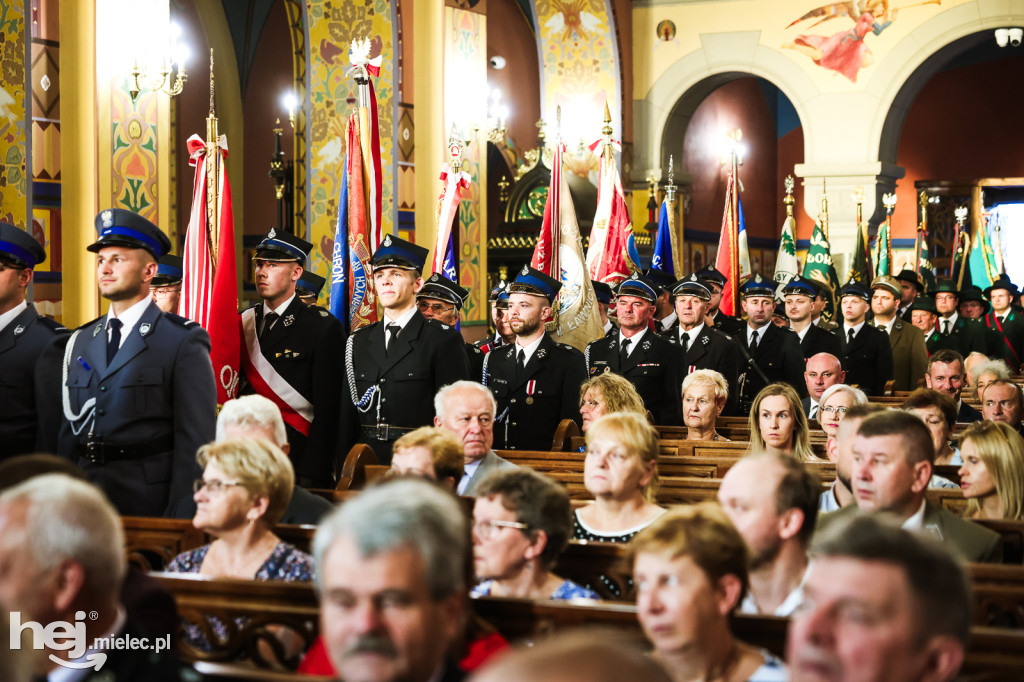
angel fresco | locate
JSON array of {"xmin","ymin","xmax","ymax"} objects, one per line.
[{"xmin": 783, "ymin": 0, "xmax": 941, "ymax": 83}]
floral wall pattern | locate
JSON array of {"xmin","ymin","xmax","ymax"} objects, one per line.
[{"xmin": 0, "ymin": 0, "xmax": 29, "ymax": 229}]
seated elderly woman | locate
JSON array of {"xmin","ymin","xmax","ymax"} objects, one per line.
[
  {"xmin": 471, "ymin": 468, "xmax": 598, "ymax": 601},
  {"xmin": 390, "ymin": 426, "xmax": 465, "ymax": 491},
  {"xmin": 682, "ymin": 370, "xmax": 730, "ymax": 442},
  {"xmin": 579, "ymin": 373, "xmax": 646, "ymax": 433},
  {"xmin": 748, "ymin": 383, "xmax": 814, "ymax": 461},
  {"xmin": 816, "ymin": 384, "xmax": 868, "ymax": 439},
  {"xmin": 959, "ymin": 420, "xmax": 1024, "ymax": 521},
  {"xmin": 167, "ymin": 438, "xmax": 314, "ymax": 650},
  {"xmin": 902, "ymin": 388, "xmax": 960, "ymax": 466},
  {"xmin": 632, "ymin": 503, "xmax": 787, "ymax": 682},
  {"xmin": 972, "ymin": 358, "xmax": 1013, "ymax": 401}
]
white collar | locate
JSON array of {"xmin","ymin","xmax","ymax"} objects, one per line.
[
  {"xmin": 618, "ymin": 326, "xmax": 648, "ymax": 351},
  {"xmin": 658, "ymin": 310, "xmax": 678, "ymax": 329},
  {"xmin": 941, "ymin": 311, "xmax": 959, "ymax": 327},
  {"xmin": 875, "ymin": 316, "xmax": 896, "ymax": 334},
  {"xmin": 105, "ymin": 296, "xmax": 155, "ymax": 344},
  {"xmin": 0, "ymin": 299, "xmax": 28, "ymax": 334},
  {"xmin": 843, "ymin": 320, "xmax": 866, "ymax": 337},
  {"xmin": 515, "ymin": 334, "xmax": 545, "ymax": 365},
  {"xmin": 263, "ymin": 292, "xmax": 296, "ymax": 318},
  {"xmin": 901, "ymin": 499, "xmax": 928, "ymax": 532},
  {"xmin": 384, "ymin": 305, "xmax": 417, "ymax": 330},
  {"xmin": 794, "ymin": 322, "xmax": 812, "ymax": 341},
  {"xmin": 747, "ymin": 322, "xmax": 769, "ymax": 341},
  {"xmin": 679, "ymin": 322, "xmax": 704, "ymax": 343}
]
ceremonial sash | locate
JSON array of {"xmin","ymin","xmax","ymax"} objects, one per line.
[
  {"xmin": 986, "ymin": 312, "xmax": 1021, "ymax": 368},
  {"xmin": 239, "ymin": 310, "xmax": 313, "ymax": 435}
]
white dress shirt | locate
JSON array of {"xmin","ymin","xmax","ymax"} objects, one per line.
[
  {"xmin": 618, "ymin": 327, "xmax": 648, "ymax": 357},
  {"xmin": 0, "ymin": 299, "xmax": 27, "ymax": 334},
  {"xmin": 105, "ymin": 297, "xmax": 156, "ymax": 349}
]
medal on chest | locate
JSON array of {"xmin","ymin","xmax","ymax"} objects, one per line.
[{"xmin": 526, "ymin": 380, "xmax": 536, "ymax": 405}]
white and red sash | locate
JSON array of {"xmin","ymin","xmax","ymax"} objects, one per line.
[{"xmin": 240, "ymin": 310, "xmax": 313, "ymax": 435}]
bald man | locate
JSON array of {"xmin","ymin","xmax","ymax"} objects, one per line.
[{"xmin": 802, "ymin": 353, "xmax": 845, "ymax": 420}]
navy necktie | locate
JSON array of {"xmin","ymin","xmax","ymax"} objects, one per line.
[{"xmin": 107, "ymin": 318, "xmax": 123, "ymax": 365}]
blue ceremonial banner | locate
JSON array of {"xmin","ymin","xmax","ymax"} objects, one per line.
[
  {"xmin": 329, "ymin": 150, "xmax": 350, "ymax": 328},
  {"xmin": 651, "ymin": 200, "xmax": 674, "ymax": 274},
  {"xmin": 442, "ymin": 231, "xmax": 457, "ymax": 283}
]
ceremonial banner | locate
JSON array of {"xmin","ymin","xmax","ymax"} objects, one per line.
[
  {"xmin": 587, "ymin": 137, "xmax": 638, "ymax": 284},
  {"xmin": 873, "ymin": 216, "xmax": 892, "ymax": 277},
  {"xmin": 432, "ymin": 140, "xmax": 471, "ymax": 281},
  {"xmin": 713, "ymin": 170, "xmax": 749, "ymax": 315},
  {"xmin": 180, "ymin": 132, "xmax": 240, "ymax": 405},
  {"xmin": 774, "ymin": 207, "xmax": 799, "ymax": 291},
  {"xmin": 968, "ymin": 219, "xmax": 1001, "ymax": 290},
  {"xmin": 533, "ymin": 141, "xmax": 603, "ymax": 351},
  {"xmin": 349, "ymin": 40, "xmax": 384, "ymax": 251},
  {"xmin": 802, "ymin": 220, "xmax": 840, "ymax": 321},
  {"xmin": 848, "ymin": 216, "xmax": 872, "ymax": 285},
  {"xmin": 652, "ymin": 199, "xmax": 683, "ymax": 278}
]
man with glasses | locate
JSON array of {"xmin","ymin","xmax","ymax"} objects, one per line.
[
  {"xmin": 240, "ymin": 228, "xmax": 345, "ymax": 487},
  {"xmin": 485, "ymin": 265, "xmax": 587, "ymax": 449},
  {"xmin": 150, "ymin": 254, "xmax": 182, "ymax": 314},
  {"xmin": 929, "ymin": 280, "xmax": 987, "ymax": 357},
  {"xmin": 416, "ymin": 273, "xmax": 485, "ymax": 381},
  {"xmin": 0, "ymin": 222, "xmax": 67, "ymax": 460}
]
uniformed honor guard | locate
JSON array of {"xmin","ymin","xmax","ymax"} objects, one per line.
[
  {"xmin": 984, "ymin": 275, "xmax": 1024, "ymax": 372},
  {"xmin": 416, "ymin": 273, "xmax": 485, "ymax": 381},
  {"xmin": 696, "ymin": 264, "xmax": 745, "ymax": 337},
  {"xmin": 645, "ymin": 267, "xmax": 678, "ymax": 334},
  {"xmin": 343, "ymin": 235, "xmax": 470, "ymax": 464},
  {"xmin": 837, "ymin": 280, "xmax": 894, "ymax": 396},
  {"xmin": 737, "ymin": 274, "xmax": 806, "ymax": 413},
  {"xmin": 870, "ymin": 275, "xmax": 928, "ymax": 392},
  {"xmin": 929, "ymin": 280, "xmax": 988, "ymax": 357},
  {"xmin": 783, "ymin": 275, "xmax": 842, "ymax": 360},
  {"xmin": 150, "ymin": 254, "xmax": 183, "ymax": 314},
  {"xmin": 585, "ymin": 271, "xmax": 684, "ymax": 425},
  {"xmin": 476, "ymin": 280, "xmax": 513, "ymax": 353},
  {"xmin": 484, "ymin": 265, "xmax": 587, "ymax": 449},
  {"xmin": 909, "ymin": 296, "xmax": 943, "ymax": 353},
  {"xmin": 240, "ymin": 229, "xmax": 345, "ymax": 487},
  {"xmin": 894, "ymin": 269, "xmax": 924, "ymax": 321},
  {"xmin": 296, "ymin": 269, "xmax": 327, "ymax": 305},
  {"xmin": 0, "ymin": 223, "xmax": 68, "ymax": 460},
  {"xmin": 52, "ymin": 209, "xmax": 216, "ymax": 516},
  {"xmin": 592, "ymin": 280, "xmax": 616, "ymax": 336},
  {"xmin": 665, "ymin": 273, "xmax": 741, "ymax": 416}
]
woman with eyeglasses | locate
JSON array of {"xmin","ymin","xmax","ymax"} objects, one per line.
[
  {"xmin": 959, "ymin": 420, "xmax": 1024, "ymax": 521},
  {"xmin": 682, "ymin": 370, "xmax": 729, "ymax": 442},
  {"xmin": 471, "ymin": 468, "xmax": 599, "ymax": 600},
  {"xmin": 578, "ymin": 372, "xmax": 647, "ymax": 433},
  {"xmin": 748, "ymin": 383, "xmax": 815, "ymax": 461},
  {"xmin": 816, "ymin": 384, "xmax": 868, "ymax": 439},
  {"xmin": 167, "ymin": 439, "xmax": 314, "ymax": 650}
]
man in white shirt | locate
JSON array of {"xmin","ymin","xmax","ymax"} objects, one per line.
[{"xmin": 718, "ymin": 452, "xmax": 818, "ymax": 616}]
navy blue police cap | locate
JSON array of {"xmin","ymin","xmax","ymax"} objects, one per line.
[
  {"xmin": 509, "ymin": 264, "xmax": 562, "ymax": 304},
  {"xmin": 739, "ymin": 273, "xmax": 775, "ymax": 298},
  {"xmin": 781, "ymin": 275, "xmax": 818, "ymax": 298},
  {"xmin": 495, "ymin": 289, "xmax": 510, "ymax": 310},
  {"xmin": 671, "ymin": 273, "xmax": 711, "ymax": 301},
  {"xmin": 253, "ymin": 227, "xmax": 312, "ymax": 265},
  {"xmin": 418, "ymin": 273, "xmax": 469, "ymax": 309},
  {"xmin": 151, "ymin": 254, "xmax": 183, "ymax": 287},
  {"xmin": 296, "ymin": 270, "xmax": 327, "ymax": 299},
  {"xmin": 89, "ymin": 208, "xmax": 171, "ymax": 259},
  {"xmin": 370, "ymin": 233, "xmax": 429, "ymax": 273},
  {"xmin": 838, "ymin": 280, "xmax": 871, "ymax": 302},
  {"xmin": 591, "ymin": 280, "xmax": 613, "ymax": 305},
  {"xmin": 0, "ymin": 222, "xmax": 46, "ymax": 268},
  {"xmin": 616, "ymin": 271, "xmax": 659, "ymax": 303},
  {"xmin": 488, "ymin": 279, "xmax": 509, "ymax": 302},
  {"xmin": 696, "ymin": 264, "xmax": 728, "ymax": 287}
]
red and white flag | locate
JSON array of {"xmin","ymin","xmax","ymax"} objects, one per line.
[{"xmin": 586, "ymin": 136, "xmax": 638, "ymax": 285}]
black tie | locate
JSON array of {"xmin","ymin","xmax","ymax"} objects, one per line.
[
  {"xmin": 620, "ymin": 338, "xmax": 632, "ymax": 366},
  {"xmin": 107, "ymin": 318, "xmax": 122, "ymax": 365},
  {"xmin": 848, "ymin": 328, "xmax": 855, "ymax": 344},
  {"xmin": 261, "ymin": 311, "xmax": 279, "ymax": 339},
  {"xmin": 516, "ymin": 348, "xmax": 525, "ymax": 377},
  {"xmin": 386, "ymin": 324, "xmax": 400, "ymax": 355},
  {"xmin": 680, "ymin": 332, "xmax": 690, "ymax": 353},
  {"xmin": 942, "ymin": 319, "xmax": 950, "ymax": 335},
  {"xmin": 749, "ymin": 331, "xmax": 758, "ymax": 352}
]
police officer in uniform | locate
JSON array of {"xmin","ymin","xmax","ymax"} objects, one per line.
[
  {"xmin": 646, "ymin": 267, "xmax": 678, "ymax": 334},
  {"xmin": 664, "ymin": 273, "xmax": 741, "ymax": 416},
  {"xmin": 484, "ymin": 266, "xmax": 587, "ymax": 449},
  {"xmin": 696, "ymin": 264, "xmax": 746, "ymax": 337},
  {"xmin": 930, "ymin": 279, "xmax": 988, "ymax": 357},
  {"xmin": 150, "ymin": 254, "xmax": 182, "ymax": 314},
  {"xmin": 52, "ymin": 209, "xmax": 216, "ymax": 516},
  {"xmin": 837, "ymin": 280, "xmax": 894, "ymax": 396},
  {"xmin": 737, "ymin": 274, "xmax": 806, "ymax": 412},
  {"xmin": 239, "ymin": 229, "xmax": 345, "ymax": 487},
  {"xmin": 585, "ymin": 271, "xmax": 683, "ymax": 425},
  {"xmin": 416, "ymin": 273, "xmax": 486, "ymax": 381},
  {"xmin": 343, "ymin": 235, "xmax": 470, "ymax": 464},
  {"xmin": 0, "ymin": 223, "xmax": 68, "ymax": 460},
  {"xmin": 475, "ymin": 280, "xmax": 513, "ymax": 353},
  {"xmin": 783, "ymin": 275, "xmax": 842, "ymax": 360},
  {"xmin": 296, "ymin": 269, "xmax": 327, "ymax": 305}
]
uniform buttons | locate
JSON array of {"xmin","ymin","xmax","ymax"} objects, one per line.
[
  {"xmin": 97, "ymin": 408, "xmax": 105, "ymax": 416},
  {"xmin": 99, "ymin": 385, "xmax": 107, "ymax": 392},
  {"xmin": 510, "ymin": 399, "xmax": 516, "ymax": 404},
  {"xmin": 511, "ymin": 422, "xmax": 517, "ymax": 426}
]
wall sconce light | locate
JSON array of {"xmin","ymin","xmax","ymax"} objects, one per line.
[
  {"xmin": 282, "ymin": 92, "xmax": 298, "ymax": 129},
  {"xmin": 487, "ymin": 88, "xmax": 508, "ymax": 142},
  {"xmin": 128, "ymin": 21, "xmax": 188, "ymax": 101}
]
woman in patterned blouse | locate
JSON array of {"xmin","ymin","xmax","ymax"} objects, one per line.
[
  {"xmin": 471, "ymin": 468, "xmax": 598, "ymax": 601},
  {"xmin": 167, "ymin": 438, "xmax": 314, "ymax": 651}
]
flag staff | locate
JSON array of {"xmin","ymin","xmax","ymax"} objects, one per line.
[
  {"xmin": 953, "ymin": 206, "xmax": 969, "ymax": 290},
  {"xmin": 881, "ymin": 192, "xmax": 897, "ymax": 277},
  {"xmin": 205, "ymin": 49, "xmax": 220, "ymax": 265},
  {"xmin": 723, "ymin": 128, "xmax": 742, "ymax": 313},
  {"xmin": 820, "ymin": 179, "xmax": 829, "ymax": 243}
]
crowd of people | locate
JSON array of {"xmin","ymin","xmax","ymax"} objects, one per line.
[{"xmin": 1, "ymin": 208, "xmax": 1024, "ymax": 681}]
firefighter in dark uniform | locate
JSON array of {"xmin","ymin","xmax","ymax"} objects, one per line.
[
  {"xmin": 295, "ymin": 269, "xmax": 327, "ymax": 305},
  {"xmin": 695, "ymin": 264, "xmax": 746, "ymax": 337},
  {"xmin": 150, "ymin": 254, "xmax": 183, "ymax": 314},
  {"xmin": 52, "ymin": 209, "xmax": 217, "ymax": 516},
  {"xmin": 929, "ymin": 279, "xmax": 988, "ymax": 357},
  {"xmin": 737, "ymin": 274, "xmax": 806, "ymax": 413},
  {"xmin": 646, "ymin": 267, "xmax": 678, "ymax": 334},
  {"xmin": 0, "ymin": 222, "xmax": 68, "ymax": 460},
  {"xmin": 239, "ymin": 229, "xmax": 345, "ymax": 487},
  {"xmin": 343, "ymin": 235, "xmax": 470, "ymax": 464},
  {"xmin": 664, "ymin": 273, "xmax": 741, "ymax": 416},
  {"xmin": 983, "ymin": 275, "xmax": 1024, "ymax": 372},
  {"xmin": 484, "ymin": 265, "xmax": 587, "ymax": 450},
  {"xmin": 837, "ymin": 280, "xmax": 894, "ymax": 397},
  {"xmin": 585, "ymin": 271, "xmax": 684, "ymax": 426},
  {"xmin": 592, "ymin": 280, "xmax": 616, "ymax": 336},
  {"xmin": 415, "ymin": 273, "xmax": 485, "ymax": 382},
  {"xmin": 475, "ymin": 280, "xmax": 513, "ymax": 353},
  {"xmin": 784, "ymin": 275, "xmax": 843, "ymax": 360}
]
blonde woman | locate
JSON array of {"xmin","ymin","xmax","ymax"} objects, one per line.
[
  {"xmin": 747, "ymin": 383, "xmax": 814, "ymax": 461},
  {"xmin": 578, "ymin": 373, "xmax": 646, "ymax": 433},
  {"xmin": 682, "ymin": 370, "xmax": 729, "ymax": 442},
  {"xmin": 959, "ymin": 420, "xmax": 1024, "ymax": 521},
  {"xmin": 390, "ymin": 426, "xmax": 465, "ymax": 491}
]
